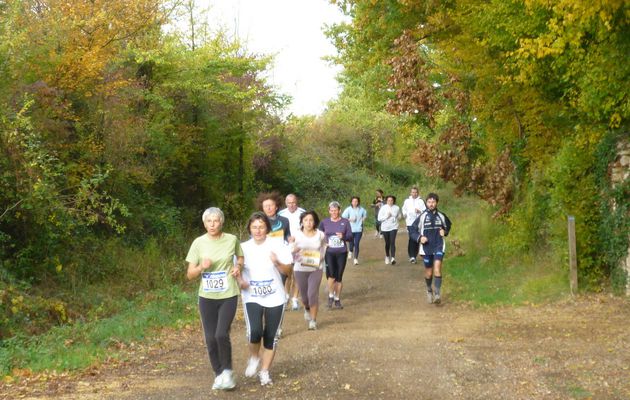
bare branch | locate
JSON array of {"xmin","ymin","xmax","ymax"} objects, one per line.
[{"xmin": 0, "ymin": 199, "xmax": 24, "ymax": 220}]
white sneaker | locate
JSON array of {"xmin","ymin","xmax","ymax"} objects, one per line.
[
  {"xmin": 245, "ymin": 357, "xmax": 260, "ymax": 378},
  {"xmin": 212, "ymin": 372, "xmax": 224, "ymax": 390},
  {"xmin": 385, "ymin": 256, "xmax": 390, "ymax": 265},
  {"xmin": 217, "ymin": 369, "xmax": 236, "ymax": 390},
  {"xmin": 304, "ymin": 310, "xmax": 312, "ymax": 321},
  {"xmin": 433, "ymin": 292, "xmax": 441, "ymax": 304},
  {"xmin": 291, "ymin": 297, "xmax": 299, "ymax": 310},
  {"xmin": 259, "ymin": 370, "xmax": 272, "ymax": 386},
  {"xmin": 347, "ymin": 251, "xmax": 353, "ymax": 260},
  {"xmin": 308, "ymin": 320, "xmax": 317, "ymax": 330},
  {"xmin": 426, "ymin": 291, "xmax": 434, "ymax": 304},
  {"xmin": 353, "ymin": 258, "xmax": 359, "ymax": 265},
  {"xmin": 391, "ymin": 257, "xmax": 396, "ymax": 265}
]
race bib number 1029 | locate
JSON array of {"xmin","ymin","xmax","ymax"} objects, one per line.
[{"xmin": 201, "ymin": 271, "xmax": 228, "ymax": 293}]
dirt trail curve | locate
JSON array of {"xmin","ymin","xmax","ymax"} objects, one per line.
[{"xmin": 3, "ymin": 231, "xmax": 629, "ymax": 400}]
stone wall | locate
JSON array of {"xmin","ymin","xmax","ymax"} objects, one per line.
[{"xmin": 610, "ymin": 139, "xmax": 630, "ymax": 295}]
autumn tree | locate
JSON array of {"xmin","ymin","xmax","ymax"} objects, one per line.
[{"xmin": 329, "ymin": 0, "xmax": 629, "ymax": 287}]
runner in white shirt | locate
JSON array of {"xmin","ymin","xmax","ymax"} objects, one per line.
[
  {"xmin": 290, "ymin": 210, "xmax": 326, "ymax": 330},
  {"xmin": 278, "ymin": 193, "xmax": 305, "ymax": 310},
  {"xmin": 377, "ymin": 195, "xmax": 402, "ymax": 265},
  {"xmin": 401, "ymin": 186, "xmax": 426, "ymax": 264},
  {"xmin": 237, "ymin": 212, "xmax": 293, "ymax": 387}
]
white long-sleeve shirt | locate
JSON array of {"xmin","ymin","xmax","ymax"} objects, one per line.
[
  {"xmin": 402, "ymin": 196, "xmax": 426, "ymax": 226},
  {"xmin": 377, "ymin": 204, "xmax": 402, "ymax": 232}
]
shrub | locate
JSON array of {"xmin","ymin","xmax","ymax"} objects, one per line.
[{"xmin": 546, "ymin": 137, "xmax": 603, "ymax": 289}]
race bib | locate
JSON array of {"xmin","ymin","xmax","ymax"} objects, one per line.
[
  {"xmin": 301, "ymin": 250, "xmax": 321, "ymax": 267},
  {"xmin": 328, "ymin": 235, "xmax": 345, "ymax": 248},
  {"xmin": 268, "ymin": 229, "xmax": 284, "ymax": 239},
  {"xmin": 201, "ymin": 271, "xmax": 228, "ymax": 293},
  {"xmin": 249, "ymin": 279, "xmax": 277, "ymax": 298}
]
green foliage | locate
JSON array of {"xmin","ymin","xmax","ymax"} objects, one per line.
[
  {"xmin": 0, "ymin": 0, "xmax": 285, "ymax": 341},
  {"xmin": 0, "ymin": 281, "xmax": 69, "ymax": 339},
  {"xmin": 0, "ymin": 286, "xmax": 196, "ymax": 376},
  {"xmin": 546, "ymin": 135, "xmax": 603, "ymax": 289},
  {"xmin": 374, "ymin": 161, "xmax": 418, "ymax": 187},
  {"xmin": 329, "ymin": 0, "xmax": 629, "ymax": 290},
  {"xmin": 448, "ymin": 197, "xmax": 568, "ymax": 305},
  {"xmin": 0, "ymin": 100, "xmax": 129, "ymax": 282},
  {"xmin": 594, "ymin": 131, "xmax": 630, "ymax": 293},
  {"xmin": 499, "ymin": 179, "xmax": 551, "ymax": 254}
]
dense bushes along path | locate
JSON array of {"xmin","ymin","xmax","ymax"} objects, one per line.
[{"xmin": 3, "ymin": 232, "xmax": 629, "ymax": 400}]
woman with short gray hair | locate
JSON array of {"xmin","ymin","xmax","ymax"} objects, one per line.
[
  {"xmin": 318, "ymin": 201, "xmax": 353, "ymax": 309},
  {"xmin": 185, "ymin": 207, "xmax": 243, "ymax": 391}
]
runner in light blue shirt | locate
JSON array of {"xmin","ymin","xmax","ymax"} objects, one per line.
[{"xmin": 341, "ymin": 196, "xmax": 367, "ymax": 265}]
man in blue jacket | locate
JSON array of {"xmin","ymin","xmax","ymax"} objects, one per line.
[{"xmin": 409, "ymin": 193, "xmax": 452, "ymax": 304}]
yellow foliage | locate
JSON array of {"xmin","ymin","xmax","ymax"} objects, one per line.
[
  {"xmin": 53, "ymin": 302, "xmax": 68, "ymax": 322},
  {"xmin": 513, "ymin": 0, "xmax": 626, "ymax": 79},
  {"xmin": 609, "ymin": 113, "xmax": 622, "ymax": 128},
  {"xmin": 19, "ymin": 0, "xmax": 165, "ymax": 95},
  {"xmin": 11, "ymin": 295, "xmax": 23, "ymax": 306}
]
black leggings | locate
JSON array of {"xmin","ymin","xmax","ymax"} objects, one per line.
[
  {"xmin": 382, "ymin": 230, "xmax": 397, "ymax": 258},
  {"xmin": 198, "ymin": 295, "xmax": 238, "ymax": 375},
  {"xmin": 244, "ymin": 302, "xmax": 285, "ymax": 350},
  {"xmin": 407, "ymin": 226, "xmax": 420, "ymax": 258}
]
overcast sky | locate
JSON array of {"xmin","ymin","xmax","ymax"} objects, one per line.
[{"xmin": 205, "ymin": 0, "xmax": 347, "ymax": 116}]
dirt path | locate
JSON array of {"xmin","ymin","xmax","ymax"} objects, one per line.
[{"xmin": 3, "ymin": 231, "xmax": 629, "ymax": 400}]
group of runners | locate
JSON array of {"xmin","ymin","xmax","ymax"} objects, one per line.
[{"xmin": 184, "ymin": 188, "xmax": 451, "ymax": 390}]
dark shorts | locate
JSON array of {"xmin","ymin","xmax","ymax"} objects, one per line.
[
  {"xmin": 423, "ymin": 252, "xmax": 444, "ymax": 268},
  {"xmin": 325, "ymin": 251, "xmax": 347, "ymax": 282}
]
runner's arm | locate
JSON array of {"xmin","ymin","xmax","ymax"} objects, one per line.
[
  {"xmin": 408, "ymin": 217, "xmax": 421, "ymax": 243},
  {"xmin": 186, "ymin": 258, "xmax": 210, "ymax": 280}
]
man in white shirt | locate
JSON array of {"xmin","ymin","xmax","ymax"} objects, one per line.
[
  {"xmin": 279, "ymin": 194, "xmax": 305, "ymax": 237},
  {"xmin": 401, "ymin": 186, "xmax": 426, "ymax": 264},
  {"xmin": 278, "ymin": 194, "xmax": 305, "ymax": 310}
]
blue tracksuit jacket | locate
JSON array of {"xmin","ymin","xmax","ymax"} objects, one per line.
[{"xmin": 409, "ymin": 208, "xmax": 452, "ymax": 256}]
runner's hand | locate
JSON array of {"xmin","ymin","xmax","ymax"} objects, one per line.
[
  {"xmin": 236, "ymin": 276, "xmax": 249, "ymax": 290},
  {"xmin": 200, "ymin": 258, "xmax": 212, "ymax": 271},
  {"xmin": 420, "ymin": 236, "xmax": 428, "ymax": 244}
]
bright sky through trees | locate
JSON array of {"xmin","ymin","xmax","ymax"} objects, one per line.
[{"xmin": 206, "ymin": 0, "xmax": 347, "ymax": 116}]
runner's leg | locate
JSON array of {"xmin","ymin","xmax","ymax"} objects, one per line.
[{"xmin": 199, "ymin": 296, "xmax": 221, "ymax": 375}]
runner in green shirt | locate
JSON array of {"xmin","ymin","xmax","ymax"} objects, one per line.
[{"xmin": 185, "ymin": 207, "xmax": 243, "ymax": 391}]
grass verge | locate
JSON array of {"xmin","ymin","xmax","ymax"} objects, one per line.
[
  {"xmin": 0, "ymin": 286, "xmax": 197, "ymax": 377},
  {"xmin": 446, "ymin": 194, "xmax": 569, "ymax": 305}
]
